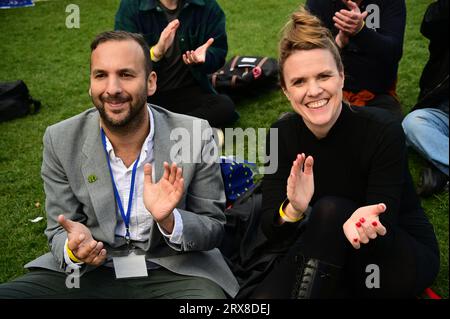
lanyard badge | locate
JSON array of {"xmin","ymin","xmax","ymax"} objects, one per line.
[{"xmin": 101, "ymin": 128, "xmax": 148, "ymax": 278}]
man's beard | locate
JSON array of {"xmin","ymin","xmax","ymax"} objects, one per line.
[{"xmin": 93, "ymin": 91, "xmax": 147, "ymax": 130}]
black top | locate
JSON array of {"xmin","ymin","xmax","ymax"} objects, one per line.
[
  {"xmin": 261, "ymin": 105, "xmax": 427, "ymax": 244},
  {"xmin": 414, "ymin": 0, "xmax": 449, "ymax": 112},
  {"xmin": 156, "ymin": 0, "xmax": 197, "ymax": 92},
  {"xmin": 305, "ymin": 0, "xmax": 406, "ymax": 94}
]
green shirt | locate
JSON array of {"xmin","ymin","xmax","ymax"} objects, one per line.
[{"xmin": 115, "ymin": 0, "xmax": 228, "ymax": 94}]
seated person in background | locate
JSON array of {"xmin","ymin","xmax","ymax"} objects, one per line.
[
  {"xmin": 114, "ymin": 0, "xmax": 237, "ymax": 129},
  {"xmin": 251, "ymin": 7, "xmax": 439, "ymax": 299},
  {"xmin": 402, "ymin": 0, "xmax": 449, "ymax": 197},
  {"xmin": 305, "ymin": 0, "xmax": 406, "ymax": 118},
  {"xmin": 0, "ymin": 31, "xmax": 238, "ymax": 299}
]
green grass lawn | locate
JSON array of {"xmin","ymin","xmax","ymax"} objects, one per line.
[{"xmin": 0, "ymin": 0, "xmax": 448, "ymax": 298}]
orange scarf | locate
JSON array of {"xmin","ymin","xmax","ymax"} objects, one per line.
[{"xmin": 343, "ymin": 80, "xmax": 399, "ymax": 107}]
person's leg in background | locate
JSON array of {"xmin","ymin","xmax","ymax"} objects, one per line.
[
  {"xmin": 148, "ymin": 86, "xmax": 236, "ymax": 148},
  {"xmin": 148, "ymin": 86, "xmax": 237, "ymax": 128},
  {"xmin": 186, "ymin": 93, "xmax": 237, "ymax": 128},
  {"xmin": 402, "ymin": 107, "xmax": 449, "ymax": 176},
  {"xmin": 402, "ymin": 107, "xmax": 449, "ymax": 196}
]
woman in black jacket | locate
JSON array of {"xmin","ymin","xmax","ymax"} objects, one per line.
[{"xmin": 251, "ymin": 7, "xmax": 439, "ymax": 299}]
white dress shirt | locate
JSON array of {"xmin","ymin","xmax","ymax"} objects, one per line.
[{"xmin": 64, "ymin": 105, "xmax": 183, "ymax": 266}]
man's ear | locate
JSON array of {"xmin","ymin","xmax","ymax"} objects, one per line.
[
  {"xmin": 147, "ymin": 71, "xmax": 157, "ymax": 96},
  {"xmin": 88, "ymin": 88, "xmax": 92, "ymax": 96}
]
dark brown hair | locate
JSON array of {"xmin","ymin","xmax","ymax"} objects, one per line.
[{"xmin": 90, "ymin": 31, "xmax": 152, "ymax": 77}]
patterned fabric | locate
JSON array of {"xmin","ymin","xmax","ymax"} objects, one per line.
[
  {"xmin": 219, "ymin": 156, "xmax": 255, "ymax": 203},
  {"xmin": 0, "ymin": 0, "xmax": 34, "ymax": 9}
]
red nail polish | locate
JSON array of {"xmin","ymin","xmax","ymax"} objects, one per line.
[
  {"xmin": 353, "ymin": 238, "xmax": 358, "ymax": 243},
  {"xmin": 356, "ymin": 222, "xmax": 362, "ymax": 228},
  {"xmin": 372, "ymin": 221, "xmax": 378, "ymax": 227},
  {"xmin": 360, "ymin": 218, "xmax": 365, "ymax": 223}
]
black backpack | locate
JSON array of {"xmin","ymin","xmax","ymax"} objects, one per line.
[
  {"xmin": 0, "ymin": 80, "xmax": 41, "ymax": 122},
  {"xmin": 219, "ymin": 181, "xmax": 286, "ymax": 298},
  {"xmin": 209, "ymin": 56, "xmax": 279, "ymax": 101}
]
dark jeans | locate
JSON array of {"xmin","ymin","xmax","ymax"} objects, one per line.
[
  {"xmin": 148, "ymin": 85, "xmax": 237, "ymax": 128},
  {"xmin": 251, "ymin": 196, "xmax": 439, "ymax": 299}
]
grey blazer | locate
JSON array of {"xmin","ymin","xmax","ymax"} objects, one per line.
[{"xmin": 25, "ymin": 105, "xmax": 239, "ymax": 297}]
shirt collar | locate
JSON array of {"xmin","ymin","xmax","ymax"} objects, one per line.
[
  {"xmin": 104, "ymin": 104, "xmax": 155, "ymax": 162},
  {"xmin": 140, "ymin": 0, "xmax": 205, "ymax": 11}
]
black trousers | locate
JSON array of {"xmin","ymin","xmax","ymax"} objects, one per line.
[
  {"xmin": 148, "ymin": 85, "xmax": 237, "ymax": 128},
  {"xmin": 251, "ymin": 196, "xmax": 439, "ymax": 299}
]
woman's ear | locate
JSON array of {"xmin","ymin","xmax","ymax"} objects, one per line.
[{"xmin": 282, "ymin": 87, "xmax": 290, "ymax": 101}]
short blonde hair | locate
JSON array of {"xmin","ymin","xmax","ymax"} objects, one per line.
[{"xmin": 279, "ymin": 7, "xmax": 343, "ymax": 88}]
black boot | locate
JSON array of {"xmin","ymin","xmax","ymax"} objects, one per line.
[
  {"xmin": 291, "ymin": 256, "xmax": 343, "ymax": 299},
  {"xmin": 417, "ymin": 165, "xmax": 448, "ymax": 197}
]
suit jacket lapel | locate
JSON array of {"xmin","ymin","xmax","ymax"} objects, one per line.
[
  {"xmin": 79, "ymin": 107, "xmax": 182, "ymax": 249},
  {"xmin": 81, "ymin": 113, "xmax": 117, "ymax": 244},
  {"xmin": 146, "ymin": 106, "xmax": 177, "ymax": 249},
  {"xmin": 152, "ymin": 107, "xmax": 169, "ymax": 183}
]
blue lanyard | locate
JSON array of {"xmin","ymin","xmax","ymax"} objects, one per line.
[{"xmin": 100, "ymin": 128, "xmax": 140, "ymax": 243}]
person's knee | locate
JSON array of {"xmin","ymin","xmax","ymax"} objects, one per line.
[
  {"xmin": 197, "ymin": 282, "xmax": 227, "ymax": 299},
  {"xmin": 0, "ymin": 270, "xmax": 67, "ymax": 298},
  {"xmin": 215, "ymin": 94, "xmax": 236, "ymax": 121},
  {"xmin": 0, "ymin": 282, "xmax": 19, "ymax": 299},
  {"xmin": 403, "ymin": 110, "xmax": 426, "ymax": 130},
  {"xmin": 402, "ymin": 110, "xmax": 434, "ymax": 144},
  {"xmin": 179, "ymin": 277, "xmax": 227, "ymax": 299}
]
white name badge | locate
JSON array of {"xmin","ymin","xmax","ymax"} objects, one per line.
[{"xmin": 113, "ymin": 251, "xmax": 148, "ymax": 279}]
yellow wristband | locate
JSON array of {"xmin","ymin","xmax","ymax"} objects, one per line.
[
  {"xmin": 150, "ymin": 46, "xmax": 160, "ymax": 62},
  {"xmin": 279, "ymin": 199, "xmax": 304, "ymax": 223},
  {"xmin": 66, "ymin": 241, "xmax": 81, "ymax": 263},
  {"xmin": 355, "ymin": 20, "xmax": 365, "ymax": 35}
]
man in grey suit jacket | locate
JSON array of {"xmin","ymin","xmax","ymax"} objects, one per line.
[{"xmin": 0, "ymin": 31, "xmax": 238, "ymax": 298}]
